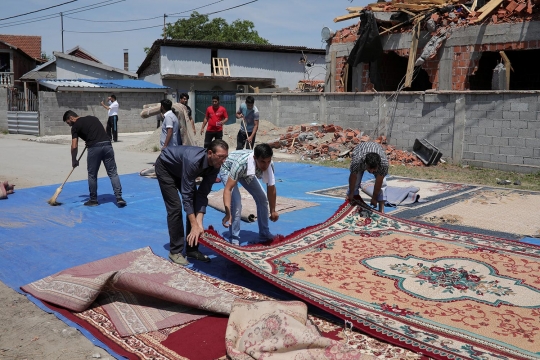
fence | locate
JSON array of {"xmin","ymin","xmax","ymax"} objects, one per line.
[{"xmin": 7, "ymin": 87, "xmax": 38, "ymax": 111}]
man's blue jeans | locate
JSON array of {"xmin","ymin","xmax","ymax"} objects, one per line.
[
  {"xmin": 87, "ymin": 142, "xmax": 122, "ymax": 201},
  {"xmin": 220, "ymin": 172, "xmax": 272, "ymax": 244}
]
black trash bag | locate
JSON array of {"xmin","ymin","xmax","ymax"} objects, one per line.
[{"xmin": 347, "ymin": 11, "xmax": 383, "ymax": 68}]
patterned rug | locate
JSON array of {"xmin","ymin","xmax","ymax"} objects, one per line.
[
  {"xmin": 420, "ymin": 189, "xmax": 540, "ymax": 237},
  {"xmin": 201, "ymin": 201, "xmax": 540, "ymax": 360},
  {"xmin": 207, "ymin": 187, "xmax": 319, "ymax": 222},
  {"xmin": 309, "ymin": 177, "xmax": 476, "ymax": 205},
  {"xmin": 22, "ymin": 247, "xmax": 419, "ymax": 359}
]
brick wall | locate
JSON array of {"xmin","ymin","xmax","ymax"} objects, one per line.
[
  {"xmin": 39, "ymin": 91, "xmax": 166, "ymax": 136},
  {"xmin": 0, "ymin": 87, "xmax": 7, "ymax": 131},
  {"xmin": 239, "ymin": 91, "xmax": 540, "ymax": 173}
]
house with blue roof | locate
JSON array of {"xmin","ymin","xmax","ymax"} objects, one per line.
[{"xmin": 1, "ymin": 46, "xmax": 170, "ymax": 136}]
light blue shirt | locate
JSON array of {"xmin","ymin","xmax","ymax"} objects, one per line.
[{"xmin": 238, "ymin": 103, "xmax": 259, "ymax": 132}]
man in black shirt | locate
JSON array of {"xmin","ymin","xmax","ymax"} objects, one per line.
[
  {"xmin": 155, "ymin": 139, "xmax": 228, "ymax": 266},
  {"xmin": 63, "ymin": 110, "xmax": 126, "ymax": 207}
]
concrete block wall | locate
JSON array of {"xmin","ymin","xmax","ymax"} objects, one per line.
[
  {"xmin": 239, "ymin": 91, "xmax": 540, "ymax": 173},
  {"xmin": 463, "ymin": 92, "xmax": 540, "ymax": 171},
  {"xmin": 39, "ymin": 91, "xmax": 166, "ymax": 136},
  {"xmin": 0, "ymin": 87, "xmax": 7, "ymax": 132}
]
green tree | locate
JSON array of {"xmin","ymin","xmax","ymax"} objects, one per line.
[{"xmin": 163, "ymin": 12, "xmax": 269, "ymax": 44}]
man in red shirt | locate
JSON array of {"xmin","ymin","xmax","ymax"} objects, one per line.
[{"xmin": 200, "ymin": 95, "xmax": 228, "ymax": 148}]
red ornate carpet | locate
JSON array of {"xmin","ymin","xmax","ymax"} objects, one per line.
[
  {"xmin": 21, "ymin": 247, "xmax": 418, "ymax": 359},
  {"xmin": 201, "ymin": 201, "xmax": 540, "ymax": 360}
]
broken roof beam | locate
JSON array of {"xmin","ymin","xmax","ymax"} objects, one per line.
[
  {"xmin": 334, "ymin": 12, "xmax": 362, "ymax": 22},
  {"xmin": 392, "ymin": 3, "xmax": 434, "ymax": 11},
  {"xmin": 473, "ymin": 0, "xmax": 505, "ymax": 22}
]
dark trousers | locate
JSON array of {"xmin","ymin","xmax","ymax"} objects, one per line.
[
  {"xmin": 236, "ymin": 130, "xmax": 256, "ymax": 150},
  {"xmin": 203, "ymin": 130, "xmax": 223, "ymax": 149},
  {"xmin": 155, "ymin": 157, "xmax": 199, "ymax": 255},
  {"xmin": 87, "ymin": 141, "xmax": 122, "ymax": 201},
  {"xmin": 106, "ymin": 115, "xmax": 118, "ymax": 142}
]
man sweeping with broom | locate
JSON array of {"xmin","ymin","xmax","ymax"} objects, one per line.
[{"xmin": 61, "ymin": 110, "xmax": 126, "ymax": 207}]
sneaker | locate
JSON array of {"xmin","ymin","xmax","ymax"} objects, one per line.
[
  {"xmin": 186, "ymin": 250, "xmax": 211, "ymax": 263},
  {"xmin": 169, "ymin": 252, "xmax": 190, "ymax": 266},
  {"xmin": 84, "ymin": 199, "xmax": 99, "ymax": 206},
  {"xmin": 116, "ymin": 197, "xmax": 127, "ymax": 207}
]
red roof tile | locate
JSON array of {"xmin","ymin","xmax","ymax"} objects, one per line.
[{"xmin": 0, "ymin": 34, "xmax": 42, "ymax": 60}]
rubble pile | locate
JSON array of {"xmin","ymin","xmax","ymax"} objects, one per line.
[
  {"xmin": 266, "ymin": 124, "xmax": 425, "ymax": 166},
  {"xmin": 336, "ymin": 0, "xmax": 540, "ymax": 35}
]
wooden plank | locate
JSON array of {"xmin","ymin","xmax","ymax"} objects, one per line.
[
  {"xmin": 346, "ymin": 6, "xmax": 365, "ymax": 12},
  {"xmin": 471, "ymin": 0, "xmax": 478, "ymax": 11},
  {"xmin": 405, "ymin": 22, "xmax": 420, "ymax": 88},
  {"xmin": 392, "ymin": 3, "xmax": 433, "ymax": 10},
  {"xmin": 474, "ymin": 0, "xmax": 504, "ymax": 21},
  {"xmin": 334, "ymin": 12, "xmax": 362, "ymax": 22},
  {"xmin": 379, "ymin": 13, "xmax": 424, "ymax": 35},
  {"xmin": 499, "ymin": 51, "xmax": 511, "ymax": 90},
  {"xmin": 400, "ymin": 0, "xmax": 446, "ymax": 4}
]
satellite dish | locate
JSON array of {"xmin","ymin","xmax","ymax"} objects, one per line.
[{"xmin": 321, "ymin": 27, "xmax": 334, "ymax": 41}]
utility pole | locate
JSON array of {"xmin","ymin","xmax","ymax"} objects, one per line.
[
  {"xmin": 163, "ymin": 14, "xmax": 167, "ymax": 39},
  {"xmin": 61, "ymin": 12, "xmax": 64, "ymax": 53}
]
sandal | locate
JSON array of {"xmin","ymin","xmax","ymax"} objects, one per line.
[{"xmin": 186, "ymin": 250, "xmax": 211, "ymax": 263}]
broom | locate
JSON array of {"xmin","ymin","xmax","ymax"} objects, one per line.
[{"xmin": 47, "ymin": 146, "xmax": 87, "ymax": 206}]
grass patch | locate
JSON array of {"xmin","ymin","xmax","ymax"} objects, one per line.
[
  {"xmin": 1, "ymin": 130, "xmax": 8, "ymax": 135},
  {"xmin": 152, "ymin": 145, "xmax": 160, "ymax": 152},
  {"xmin": 301, "ymin": 159, "xmax": 540, "ymax": 192}
]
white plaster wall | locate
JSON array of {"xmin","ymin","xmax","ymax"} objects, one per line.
[
  {"xmin": 219, "ymin": 49, "xmax": 325, "ymax": 89},
  {"xmin": 56, "ymin": 58, "xmax": 126, "ymax": 79},
  {"xmin": 160, "ymin": 47, "xmax": 211, "ymax": 76}
]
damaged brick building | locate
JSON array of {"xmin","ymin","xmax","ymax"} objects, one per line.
[{"xmin": 327, "ymin": 1, "xmax": 540, "ymax": 92}]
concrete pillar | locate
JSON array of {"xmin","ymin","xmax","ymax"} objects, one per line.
[
  {"xmin": 272, "ymin": 94, "xmax": 280, "ymax": 127},
  {"xmin": 438, "ymin": 46, "xmax": 454, "ymax": 90},
  {"xmin": 452, "ymin": 96, "xmax": 466, "ymax": 164},
  {"xmin": 319, "ymin": 94, "xmax": 327, "ymax": 125}
]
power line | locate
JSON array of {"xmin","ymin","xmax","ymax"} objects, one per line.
[
  {"xmin": 65, "ymin": 24, "xmax": 163, "ymax": 34},
  {"xmin": 0, "ymin": 0, "xmax": 77, "ymax": 22},
  {"xmin": 0, "ymin": 0, "xmax": 123, "ymax": 28},
  {"xmin": 63, "ymin": 0, "xmax": 259, "ymax": 34},
  {"xmin": 168, "ymin": 0, "xmax": 225, "ymax": 16},
  {"xmin": 65, "ymin": 15, "xmax": 162, "ymax": 22},
  {"xmin": 168, "ymin": 0, "xmax": 259, "ymax": 18},
  {"xmin": 63, "ymin": 0, "xmax": 226, "ymax": 23}
]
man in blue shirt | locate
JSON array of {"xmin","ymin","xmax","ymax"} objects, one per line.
[
  {"xmin": 236, "ymin": 96, "xmax": 259, "ymax": 150},
  {"xmin": 155, "ymin": 140, "xmax": 229, "ymax": 266}
]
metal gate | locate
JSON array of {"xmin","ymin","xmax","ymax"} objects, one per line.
[
  {"xmin": 8, "ymin": 111, "xmax": 39, "ymax": 135},
  {"xmin": 194, "ymin": 90, "xmax": 239, "ymax": 124}
]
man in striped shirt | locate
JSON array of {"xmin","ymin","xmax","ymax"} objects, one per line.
[
  {"xmin": 220, "ymin": 144, "xmax": 278, "ymax": 245},
  {"xmin": 347, "ymin": 142, "xmax": 389, "ymax": 213}
]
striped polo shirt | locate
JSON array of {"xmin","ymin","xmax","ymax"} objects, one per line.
[{"xmin": 350, "ymin": 142, "xmax": 389, "ymax": 177}]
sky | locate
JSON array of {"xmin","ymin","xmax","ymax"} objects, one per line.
[{"xmin": 1, "ymin": 0, "xmax": 362, "ymax": 73}]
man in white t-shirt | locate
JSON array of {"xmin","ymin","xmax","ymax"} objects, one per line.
[
  {"xmin": 101, "ymin": 94, "xmax": 119, "ymax": 142},
  {"xmin": 220, "ymin": 143, "xmax": 279, "ymax": 245},
  {"xmin": 159, "ymin": 99, "xmax": 179, "ymax": 149}
]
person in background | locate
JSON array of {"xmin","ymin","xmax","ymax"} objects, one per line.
[
  {"xmin": 155, "ymin": 140, "xmax": 229, "ymax": 266},
  {"xmin": 221, "ymin": 143, "xmax": 278, "ymax": 245},
  {"xmin": 346, "ymin": 142, "xmax": 389, "ymax": 213},
  {"xmin": 101, "ymin": 94, "xmax": 119, "ymax": 142},
  {"xmin": 200, "ymin": 96, "xmax": 228, "ymax": 149},
  {"xmin": 63, "ymin": 110, "xmax": 126, "ymax": 207},
  {"xmin": 159, "ymin": 99, "xmax": 179, "ymax": 150},
  {"xmin": 179, "ymin": 93, "xmax": 196, "ymax": 135},
  {"xmin": 236, "ymin": 96, "xmax": 259, "ymax": 150}
]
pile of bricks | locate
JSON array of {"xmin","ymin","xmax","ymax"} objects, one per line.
[{"xmin": 267, "ymin": 124, "xmax": 425, "ymax": 166}]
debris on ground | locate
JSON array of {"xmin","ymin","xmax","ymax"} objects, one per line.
[{"xmin": 496, "ymin": 178, "xmax": 512, "ymax": 185}]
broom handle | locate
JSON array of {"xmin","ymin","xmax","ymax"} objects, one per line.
[
  {"xmin": 60, "ymin": 146, "xmax": 87, "ymax": 188},
  {"xmin": 242, "ymin": 117, "xmax": 252, "ymax": 150}
]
